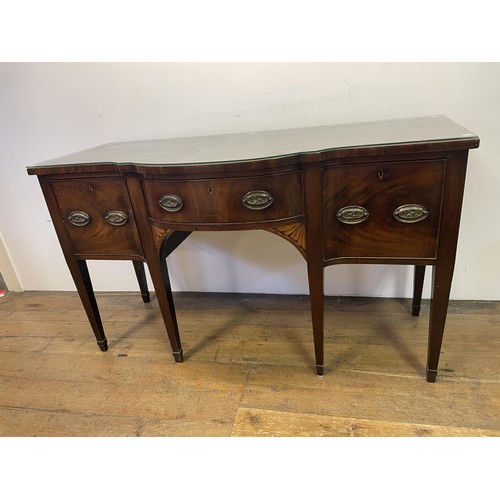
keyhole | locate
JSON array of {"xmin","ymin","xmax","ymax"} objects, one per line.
[
  {"xmin": 378, "ymin": 170, "xmax": 384, "ymax": 180},
  {"xmin": 208, "ymin": 185, "xmax": 212, "ymax": 194}
]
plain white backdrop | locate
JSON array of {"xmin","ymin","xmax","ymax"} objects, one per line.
[{"xmin": 1, "ymin": 62, "xmax": 499, "ymax": 299}]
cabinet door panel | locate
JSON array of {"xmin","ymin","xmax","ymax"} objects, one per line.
[
  {"xmin": 51, "ymin": 177, "xmax": 143, "ymax": 258},
  {"xmin": 323, "ymin": 160, "xmax": 445, "ymax": 260}
]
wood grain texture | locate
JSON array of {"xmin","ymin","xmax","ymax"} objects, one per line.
[
  {"xmin": 141, "ymin": 170, "xmax": 304, "ymax": 227},
  {"xmin": 266, "ymin": 221, "xmax": 306, "ymax": 258},
  {"xmin": 50, "ymin": 176, "xmax": 144, "ymax": 259},
  {"xmin": 231, "ymin": 408, "xmax": 500, "ymax": 437},
  {"xmin": 323, "ymin": 160, "xmax": 444, "ymax": 260},
  {"xmin": 0, "ymin": 291, "xmax": 498, "ymax": 437}
]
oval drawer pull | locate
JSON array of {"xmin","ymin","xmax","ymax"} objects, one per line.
[
  {"xmin": 159, "ymin": 194, "xmax": 184, "ymax": 212},
  {"xmin": 336, "ymin": 206, "xmax": 369, "ymax": 224},
  {"xmin": 68, "ymin": 211, "xmax": 91, "ymax": 227},
  {"xmin": 105, "ymin": 210, "xmax": 128, "ymax": 226},
  {"xmin": 393, "ymin": 204, "xmax": 429, "ymax": 223},
  {"xmin": 242, "ymin": 190, "xmax": 274, "ymax": 210}
]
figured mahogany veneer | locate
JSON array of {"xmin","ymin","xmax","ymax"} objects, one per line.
[
  {"xmin": 323, "ymin": 159, "xmax": 445, "ymax": 260},
  {"xmin": 51, "ymin": 176, "xmax": 144, "ymax": 259},
  {"xmin": 27, "ymin": 116, "xmax": 480, "ymax": 382},
  {"xmin": 142, "ymin": 170, "xmax": 304, "ymax": 228}
]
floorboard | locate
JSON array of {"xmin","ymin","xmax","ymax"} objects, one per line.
[{"xmin": 0, "ymin": 291, "xmax": 498, "ymax": 437}]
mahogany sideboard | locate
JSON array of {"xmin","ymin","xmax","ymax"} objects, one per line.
[{"xmin": 27, "ymin": 115, "xmax": 480, "ymax": 381}]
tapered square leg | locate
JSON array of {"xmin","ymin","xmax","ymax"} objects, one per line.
[
  {"xmin": 125, "ymin": 176, "xmax": 184, "ymax": 363},
  {"xmin": 425, "ymin": 150, "xmax": 468, "ymax": 382},
  {"xmin": 133, "ymin": 260, "xmax": 151, "ymax": 303},
  {"xmin": 412, "ymin": 265, "xmax": 426, "ymax": 316},
  {"xmin": 73, "ymin": 260, "xmax": 108, "ymax": 351},
  {"xmin": 426, "ymin": 263, "xmax": 454, "ymax": 383},
  {"xmin": 307, "ymin": 261, "xmax": 324, "ymax": 377}
]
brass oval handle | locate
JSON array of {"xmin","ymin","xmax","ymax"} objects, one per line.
[
  {"xmin": 242, "ymin": 190, "xmax": 274, "ymax": 210},
  {"xmin": 336, "ymin": 206, "xmax": 369, "ymax": 224},
  {"xmin": 68, "ymin": 211, "xmax": 91, "ymax": 227},
  {"xmin": 105, "ymin": 210, "xmax": 128, "ymax": 226},
  {"xmin": 159, "ymin": 194, "xmax": 184, "ymax": 212},
  {"xmin": 393, "ymin": 204, "xmax": 429, "ymax": 223}
]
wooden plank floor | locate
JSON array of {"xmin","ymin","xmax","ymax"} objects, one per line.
[{"xmin": 0, "ymin": 290, "xmax": 499, "ymax": 437}]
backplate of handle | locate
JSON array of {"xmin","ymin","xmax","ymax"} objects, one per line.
[
  {"xmin": 105, "ymin": 210, "xmax": 128, "ymax": 226},
  {"xmin": 68, "ymin": 211, "xmax": 91, "ymax": 227},
  {"xmin": 393, "ymin": 204, "xmax": 429, "ymax": 223},
  {"xmin": 242, "ymin": 190, "xmax": 274, "ymax": 210},
  {"xmin": 159, "ymin": 194, "xmax": 184, "ymax": 212},
  {"xmin": 336, "ymin": 205, "xmax": 369, "ymax": 224}
]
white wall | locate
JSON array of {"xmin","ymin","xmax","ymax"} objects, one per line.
[{"xmin": 1, "ymin": 62, "xmax": 499, "ymax": 299}]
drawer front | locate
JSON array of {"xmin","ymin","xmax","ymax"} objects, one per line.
[
  {"xmin": 323, "ymin": 160, "xmax": 445, "ymax": 260},
  {"xmin": 142, "ymin": 171, "xmax": 304, "ymax": 226},
  {"xmin": 51, "ymin": 177, "xmax": 143, "ymax": 258}
]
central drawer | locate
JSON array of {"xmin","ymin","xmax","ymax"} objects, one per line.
[{"xmin": 142, "ymin": 171, "xmax": 304, "ymax": 226}]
